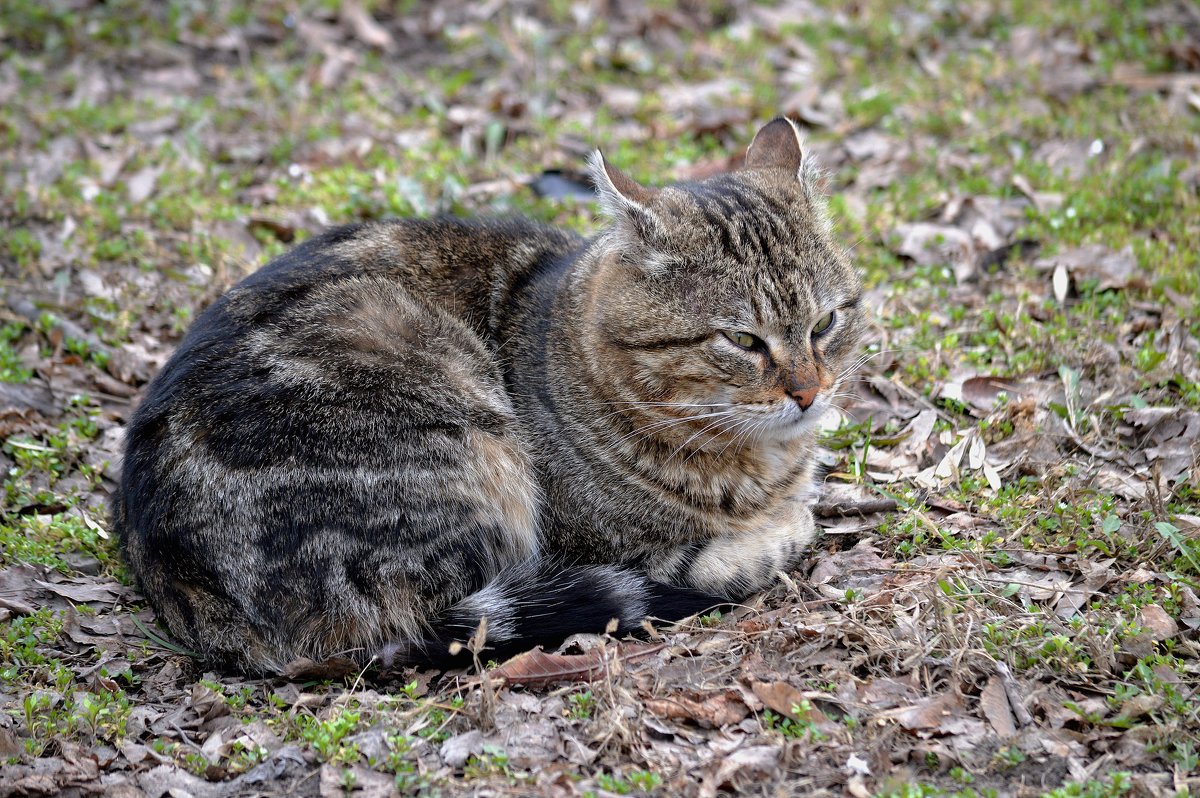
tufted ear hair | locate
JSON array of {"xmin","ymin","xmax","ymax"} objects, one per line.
[
  {"xmin": 743, "ymin": 117, "xmax": 805, "ymax": 177},
  {"xmin": 588, "ymin": 150, "xmax": 660, "ymax": 220},
  {"xmin": 588, "ymin": 151, "xmax": 664, "ymax": 259}
]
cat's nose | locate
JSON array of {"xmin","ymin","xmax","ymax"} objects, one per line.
[{"xmin": 791, "ymin": 386, "xmax": 818, "ymax": 411}]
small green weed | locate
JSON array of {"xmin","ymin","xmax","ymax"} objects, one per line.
[
  {"xmin": 589, "ymin": 769, "xmax": 662, "ymax": 795},
  {"xmin": 567, "ymin": 690, "xmax": 596, "ymax": 720},
  {"xmin": 761, "ymin": 700, "xmax": 827, "ymax": 742},
  {"xmin": 295, "ymin": 707, "xmax": 362, "ymax": 763},
  {"xmin": 1040, "ymin": 772, "xmax": 1132, "ymax": 798},
  {"xmin": 463, "ymin": 745, "xmax": 524, "ymax": 783},
  {"xmin": 0, "ymin": 323, "xmax": 32, "ymax": 383}
]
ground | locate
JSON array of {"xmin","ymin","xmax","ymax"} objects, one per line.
[{"xmin": 0, "ymin": 0, "xmax": 1198, "ymax": 796}]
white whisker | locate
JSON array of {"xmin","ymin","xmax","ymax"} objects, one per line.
[
  {"xmin": 608, "ymin": 410, "xmax": 737, "ymax": 450},
  {"xmin": 668, "ymin": 416, "xmax": 732, "ymax": 462},
  {"xmin": 600, "ymin": 400, "xmax": 731, "ymax": 408},
  {"xmin": 713, "ymin": 414, "xmax": 764, "ymax": 458}
]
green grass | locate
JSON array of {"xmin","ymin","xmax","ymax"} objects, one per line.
[
  {"xmin": 761, "ymin": 700, "xmax": 828, "ymax": 741},
  {"xmin": 0, "ymin": 0, "xmax": 1196, "ymax": 792},
  {"xmin": 0, "ymin": 323, "xmax": 33, "ymax": 383},
  {"xmin": 875, "ymin": 771, "xmax": 1134, "ymax": 798},
  {"xmin": 588, "ymin": 769, "xmax": 663, "ymax": 796}
]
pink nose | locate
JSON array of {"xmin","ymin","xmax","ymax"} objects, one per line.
[{"xmin": 791, "ymin": 386, "xmax": 818, "ymax": 411}]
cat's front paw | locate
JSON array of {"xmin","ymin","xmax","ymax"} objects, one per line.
[{"xmin": 655, "ymin": 505, "xmax": 818, "ymax": 599}]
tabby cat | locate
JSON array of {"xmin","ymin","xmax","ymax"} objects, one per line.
[{"xmin": 115, "ymin": 118, "xmax": 865, "ymax": 674}]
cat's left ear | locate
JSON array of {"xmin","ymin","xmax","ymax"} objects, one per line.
[
  {"xmin": 744, "ymin": 117, "xmax": 805, "ymax": 178},
  {"xmin": 588, "ymin": 150, "xmax": 660, "ymax": 227}
]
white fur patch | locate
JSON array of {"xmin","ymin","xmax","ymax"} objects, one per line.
[{"xmin": 453, "ymin": 582, "xmax": 518, "ymax": 643}]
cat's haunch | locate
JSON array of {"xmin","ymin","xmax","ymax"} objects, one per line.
[{"xmin": 114, "ymin": 118, "xmax": 866, "ymax": 674}]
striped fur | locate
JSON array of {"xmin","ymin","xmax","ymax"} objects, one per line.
[{"xmin": 115, "ymin": 119, "xmax": 865, "ymax": 674}]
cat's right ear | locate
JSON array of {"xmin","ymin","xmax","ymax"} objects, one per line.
[
  {"xmin": 588, "ymin": 150, "xmax": 661, "ymax": 238},
  {"xmin": 744, "ymin": 117, "xmax": 805, "ymax": 178}
]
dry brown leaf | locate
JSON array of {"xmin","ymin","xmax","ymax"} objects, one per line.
[
  {"xmin": 959, "ymin": 376, "xmax": 1026, "ymax": 414},
  {"xmin": 1011, "ymin": 173, "xmax": 1064, "ymax": 211},
  {"xmin": 1039, "ymin": 244, "xmax": 1143, "ymax": 293},
  {"xmin": 316, "ymin": 47, "xmax": 357, "ymax": 89},
  {"xmin": 1, "ymin": 565, "xmax": 93, "ymax": 616},
  {"xmin": 810, "ymin": 539, "xmax": 894, "ymax": 599},
  {"xmin": 1115, "ymin": 693, "xmax": 1164, "ymax": 723},
  {"xmin": 892, "ymin": 222, "xmax": 976, "ymax": 282},
  {"xmin": 83, "ymin": 140, "xmax": 128, "ymax": 187},
  {"xmin": 0, "ymin": 727, "xmax": 21, "ymax": 757},
  {"xmin": 2, "ymin": 744, "xmax": 103, "ymax": 796},
  {"xmin": 1042, "ymin": 65, "xmax": 1101, "ymax": 100},
  {"xmin": 1111, "ymin": 64, "xmax": 1200, "ymax": 91},
  {"xmin": 734, "ymin": 608, "xmax": 788, "ymax": 634},
  {"xmin": 700, "ymin": 745, "xmax": 781, "ymax": 798},
  {"xmin": 1137, "ymin": 605, "xmax": 1179, "ymax": 641},
  {"xmin": 896, "ymin": 692, "xmax": 962, "ymax": 732},
  {"xmin": 490, "ymin": 642, "xmax": 663, "ymax": 687},
  {"xmin": 644, "ymin": 690, "xmax": 750, "ymax": 728},
  {"xmin": 320, "ymin": 764, "xmax": 394, "ymax": 798},
  {"xmin": 189, "ymin": 682, "xmax": 232, "ymax": 724},
  {"xmin": 1001, "ymin": 567, "xmax": 1073, "ymax": 602},
  {"xmin": 0, "ymin": 381, "xmax": 61, "ymax": 418},
  {"xmin": 137, "ymin": 763, "xmax": 237, "ymax": 798},
  {"xmin": 1033, "ymin": 139, "xmax": 1095, "ymax": 179},
  {"xmin": 279, "ymin": 656, "xmax": 359, "ymax": 680},
  {"xmin": 859, "ymin": 676, "xmax": 920, "ymax": 710},
  {"xmin": 439, "ymin": 730, "xmax": 486, "ymax": 769},
  {"xmin": 63, "ymin": 610, "xmax": 121, "ymax": 647},
  {"xmin": 340, "ymin": 1, "xmax": 396, "ymax": 53},
  {"xmin": 1120, "ymin": 409, "xmax": 1200, "ymax": 484},
  {"xmin": 844, "ymin": 130, "xmax": 899, "ymax": 161},
  {"xmin": 1053, "ymin": 559, "xmax": 1115, "ymax": 619},
  {"xmin": 978, "ymin": 677, "xmax": 1016, "ymax": 738},
  {"xmin": 660, "ymin": 79, "xmax": 749, "ymax": 115},
  {"xmin": 34, "ymin": 578, "xmax": 121, "ymax": 605},
  {"xmin": 126, "ymin": 166, "xmax": 161, "ymax": 204},
  {"xmin": 750, "ymin": 680, "xmax": 808, "ymax": 720},
  {"xmin": 901, "ymin": 408, "xmax": 937, "ymax": 455},
  {"xmin": 1143, "ymin": 439, "xmax": 1198, "ymax": 483},
  {"xmin": 847, "ymin": 775, "xmax": 872, "ymax": 798}
]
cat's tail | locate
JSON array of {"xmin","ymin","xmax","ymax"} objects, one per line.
[{"xmin": 380, "ymin": 557, "xmax": 726, "ymax": 669}]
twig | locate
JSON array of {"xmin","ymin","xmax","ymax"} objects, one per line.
[
  {"xmin": 813, "ymin": 497, "xmax": 899, "ymax": 517},
  {"xmin": 170, "ymin": 721, "xmax": 201, "ymax": 751},
  {"xmin": 995, "ymin": 661, "xmax": 1034, "ymax": 727},
  {"xmin": 466, "ymin": 617, "xmax": 496, "ymax": 732},
  {"xmin": 346, "ymin": 656, "xmax": 373, "ymax": 698},
  {"xmin": 976, "ymin": 576, "xmax": 1092, "ymax": 595}
]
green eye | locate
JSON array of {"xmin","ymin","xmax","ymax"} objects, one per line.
[
  {"xmin": 812, "ymin": 311, "xmax": 835, "ymax": 336},
  {"xmin": 723, "ymin": 330, "xmax": 761, "ymax": 350}
]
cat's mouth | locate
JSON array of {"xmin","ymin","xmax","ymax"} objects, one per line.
[{"xmin": 770, "ymin": 395, "xmax": 832, "ymax": 436}]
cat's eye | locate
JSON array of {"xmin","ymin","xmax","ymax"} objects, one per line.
[
  {"xmin": 722, "ymin": 330, "xmax": 764, "ymax": 351},
  {"xmin": 811, "ymin": 311, "xmax": 835, "ymax": 337}
]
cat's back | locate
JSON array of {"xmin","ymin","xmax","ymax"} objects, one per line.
[
  {"xmin": 115, "ymin": 216, "xmax": 568, "ymax": 671},
  {"xmin": 132, "ymin": 215, "xmax": 580, "ymax": 435}
]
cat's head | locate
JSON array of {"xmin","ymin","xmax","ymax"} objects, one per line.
[{"xmin": 580, "ymin": 118, "xmax": 865, "ymax": 450}]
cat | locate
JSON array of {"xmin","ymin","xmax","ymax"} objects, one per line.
[{"xmin": 114, "ymin": 118, "xmax": 866, "ymax": 675}]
